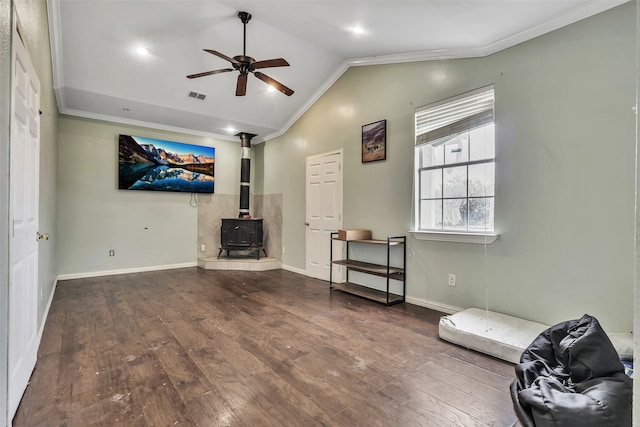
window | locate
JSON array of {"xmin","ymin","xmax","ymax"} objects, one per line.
[{"xmin": 414, "ymin": 86, "xmax": 496, "ymax": 239}]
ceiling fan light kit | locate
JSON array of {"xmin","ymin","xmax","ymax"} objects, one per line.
[{"xmin": 187, "ymin": 11, "xmax": 294, "ymax": 97}]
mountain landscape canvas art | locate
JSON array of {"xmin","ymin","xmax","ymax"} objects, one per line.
[{"xmin": 118, "ymin": 135, "xmax": 215, "ymax": 193}]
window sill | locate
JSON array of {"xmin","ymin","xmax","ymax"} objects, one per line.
[{"xmin": 409, "ymin": 230, "xmax": 499, "ymax": 244}]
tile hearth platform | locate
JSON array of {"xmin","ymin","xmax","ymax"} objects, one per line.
[{"xmin": 198, "ymin": 256, "xmax": 282, "ymax": 271}]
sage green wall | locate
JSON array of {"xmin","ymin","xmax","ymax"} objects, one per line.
[
  {"xmin": 56, "ymin": 116, "xmax": 240, "ymax": 276},
  {"xmin": 633, "ymin": 0, "xmax": 640, "ymax": 426},
  {"xmin": 261, "ymin": 3, "xmax": 636, "ymax": 331},
  {"xmin": 635, "ymin": 4, "xmax": 640, "ymax": 423}
]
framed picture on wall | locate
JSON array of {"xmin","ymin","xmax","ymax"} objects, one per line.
[{"xmin": 362, "ymin": 119, "xmax": 386, "ymax": 163}]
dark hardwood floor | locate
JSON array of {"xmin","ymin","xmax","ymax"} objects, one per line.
[{"xmin": 14, "ymin": 268, "xmax": 520, "ymax": 426}]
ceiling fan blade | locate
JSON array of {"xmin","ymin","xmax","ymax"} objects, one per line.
[
  {"xmin": 204, "ymin": 49, "xmax": 240, "ymax": 65},
  {"xmin": 186, "ymin": 68, "xmax": 233, "ymax": 79},
  {"xmin": 236, "ymin": 74, "xmax": 248, "ymax": 96},
  {"xmin": 253, "ymin": 71, "xmax": 294, "ymax": 96},
  {"xmin": 252, "ymin": 58, "xmax": 290, "ymax": 69}
]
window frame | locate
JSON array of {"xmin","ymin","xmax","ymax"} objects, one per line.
[{"xmin": 411, "ymin": 86, "xmax": 499, "ymax": 244}]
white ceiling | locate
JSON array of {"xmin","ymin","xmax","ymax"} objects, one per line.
[{"xmin": 47, "ymin": 0, "xmax": 627, "ymax": 143}]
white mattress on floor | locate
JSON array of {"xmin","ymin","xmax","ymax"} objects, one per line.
[
  {"xmin": 438, "ymin": 308, "xmax": 549, "ymax": 364},
  {"xmin": 439, "ymin": 308, "xmax": 634, "ymax": 364}
]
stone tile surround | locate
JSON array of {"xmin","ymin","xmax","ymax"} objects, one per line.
[{"xmin": 197, "ymin": 193, "xmax": 283, "ymax": 270}]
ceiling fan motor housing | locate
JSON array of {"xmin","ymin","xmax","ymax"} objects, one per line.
[{"xmin": 233, "ymin": 55, "xmax": 256, "ymax": 74}]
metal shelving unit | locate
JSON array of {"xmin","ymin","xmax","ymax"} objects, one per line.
[{"xmin": 329, "ymin": 233, "xmax": 406, "ymax": 305}]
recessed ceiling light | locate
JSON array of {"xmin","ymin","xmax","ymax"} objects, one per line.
[
  {"xmin": 267, "ymin": 86, "xmax": 276, "ymax": 93},
  {"xmin": 225, "ymin": 126, "xmax": 236, "ymax": 133},
  {"xmin": 135, "ymin": 46, "xmax": 149, "ymax": 56},
  {"xmin": 350, "ymin": 26, "xmax": 366, "ymax": 35}
]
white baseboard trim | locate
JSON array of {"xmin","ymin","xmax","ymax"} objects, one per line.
[
  {"xmin": 405, "ymin": 296, "xmax": 462, "ymax": 315},
  {"xmin": 282, "ymin": 264, "xmax": 306, "ymax": 276},
  {"xmin": 56, "ymin": 261, "xmax": 198, "ymax": 281}
]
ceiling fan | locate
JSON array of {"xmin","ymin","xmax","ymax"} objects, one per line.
[{"xmin": 187, "ymin": 11, "xmax": 294, "ymax": 97}]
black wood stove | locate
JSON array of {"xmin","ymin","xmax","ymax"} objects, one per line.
[{"xmin": 219, "ymin": 218, "xmax": 266, "ymax": 259}]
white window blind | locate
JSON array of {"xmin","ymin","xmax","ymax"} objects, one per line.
[
  {"xmin": 413, "ymin": 85, "xmax": 496, "ymax": 235},
  {"xmin": 415, "ymin": 86, "xmax": 494, "ymax": 146}
]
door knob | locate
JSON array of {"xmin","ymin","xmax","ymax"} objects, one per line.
[
  {"xmin": 36, "ymin": 232, "xmax": 49, "ymax": 241},
  {"xmin": 305, "ymin": 222, "xmax": 309, "ymax": 226}
]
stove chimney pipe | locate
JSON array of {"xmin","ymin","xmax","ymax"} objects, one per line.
[{"xmin": 236, "ymin": 132, "xmax": 256, "ymax": 218}]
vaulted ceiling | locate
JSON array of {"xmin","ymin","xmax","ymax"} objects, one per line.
[{"xmin": 47, "ymin": 0, "xmax": 627, "ymax": 143}]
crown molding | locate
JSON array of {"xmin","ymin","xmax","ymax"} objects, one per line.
[
  {"xmin": 483, "ymin": 0, "xmax": 629, "ymax": 55},
  {"xmin": 48, "ymin": 0, "xmax": 630, "ymax": 145},
  {"xmin": 264, "ymin": 0, "xmax": 629, "ymax": 142},
  {"xmin": 58, "ymin": 106, "xmax": 242, "ymax": 143}
]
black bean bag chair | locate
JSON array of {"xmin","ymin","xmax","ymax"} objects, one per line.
[{"xmin": 510, "ymin": 314, "xmax": 632, "ymax": 427}]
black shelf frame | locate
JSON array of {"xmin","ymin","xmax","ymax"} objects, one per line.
[{"xmin": 329, "ymin": 233, "xmax": 406, "ymax": 305}]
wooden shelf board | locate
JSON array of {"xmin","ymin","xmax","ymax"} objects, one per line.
[
  {"xmin": 332, "ymin": 238, "xmax": 403, "ymax": 245},
  {"xmin": 331, "ymin": 282, "xmax": 404, "ymax": 305},
  {"xmin": 332, "ymin": 259, "xmax": 404, "ymax": 279}
]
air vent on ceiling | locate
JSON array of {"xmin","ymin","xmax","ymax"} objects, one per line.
[{"xmin": 187, "ymin": 90, "xmax": 207, "ymax": 101}]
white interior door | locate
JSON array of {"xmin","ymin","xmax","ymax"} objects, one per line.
[
  {"xmin": 306, "ymin": 151, "xmax": 343, "ymax": 280},
  {"xmin": 9, "ymin": 23, "xmax": 41, "ymax": 419}
]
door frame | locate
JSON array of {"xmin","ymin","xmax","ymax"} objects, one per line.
[{"xmin": 305, "ymin": 149, "xmax": 343, "ymax": 280}]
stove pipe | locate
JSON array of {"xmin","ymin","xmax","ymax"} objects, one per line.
[{"xmin": 236, "ymin": 132, "xmax": 256, "ymax": 218}]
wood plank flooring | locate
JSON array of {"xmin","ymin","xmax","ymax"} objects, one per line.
[{"xmin": 13, "ymin": 268, "xmax": 521, "ymax": 426}]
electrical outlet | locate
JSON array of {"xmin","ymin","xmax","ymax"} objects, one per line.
[
  {"xmin": 109, "ymin": 249, "xmax": 115, "ymax": 256},
  {"xmin": 200, "ymin": 244, "xmax": 206, "ymax": 252},
  {"xmin": 448, "ymin": 274, "xmax": 456, "ymax": 287}
]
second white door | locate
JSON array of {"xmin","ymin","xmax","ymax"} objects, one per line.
[{"xmin": 305, "ymin": 151, "xmax": 343, "ymax": 280}]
